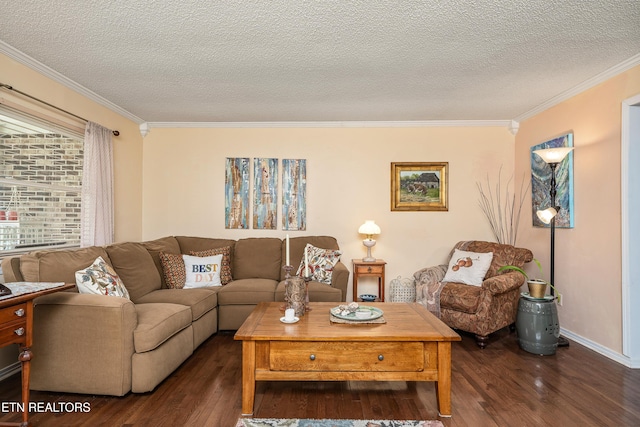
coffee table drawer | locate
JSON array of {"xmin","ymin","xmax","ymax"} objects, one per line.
[{"xmin": 269, "ymin": 341, "xmax": 424, "ymax": 372}]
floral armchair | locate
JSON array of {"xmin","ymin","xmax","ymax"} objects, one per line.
[{"xmin": 414, "ymin": 241, "xmax": 533, "ymax": 348}]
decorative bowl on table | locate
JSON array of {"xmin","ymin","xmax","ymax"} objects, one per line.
[{"xmin": 359, "ymin": 294, "xmax": 377, "ymax": 302}]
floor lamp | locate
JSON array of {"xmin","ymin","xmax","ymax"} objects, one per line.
[{"xmin": 533, "ymin": 146, "xmax": 574, "ymax": 347}]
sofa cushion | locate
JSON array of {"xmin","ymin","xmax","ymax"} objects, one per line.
[
  {"xmin": 133, "ymin": 303, "xmax": 192, "ymax": 353},
  {"xmin": 175, "ymin": 236, "xmax": 235, "ymax": 258},
  {"xmin": 217, "ymin": 278, "xmax": 278, "ymax": 305},
  {"xmin": 75, "ymin": 256, "xmax": 131, "ymax": 299},
  {"xmin": 233, "ymin": 238, "xmax": 282, "ymax": 281},
  {"xmin": 282, "ymin": 236, "xmax": 340, "ymax": 281},
  {"xmin": 135, "ymin": 288, "xmax": 218, "ymax": 321},
  {"xmin": 141, "ymin": 237, "xmax": 181, "ymax": 288},
  {"xmin": 106, "ymin": 242, "xmax": 162, "ymax": 302},
  {"xmin": 440, "ymin": 282, "xmax": 483, "ymax": 314},
  {"xmin": 20, "ymin": 246, "xmax": 111, "ymax": 284}
]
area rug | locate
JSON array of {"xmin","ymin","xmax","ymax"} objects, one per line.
[{"xmin": 236, "ymin": 419, "xmax": 444, "ymax": 427}]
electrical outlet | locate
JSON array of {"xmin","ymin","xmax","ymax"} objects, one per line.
[{"xmin": 556, "ymin": 293, "xmax": 563, "ymax": 306}]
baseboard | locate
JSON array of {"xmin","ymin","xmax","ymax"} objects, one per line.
[
  {"xmin": 560, "ymin": 327, "xmax": 640, "ymax": 368},
  {"xmin": 0, "ymin": 361, "xmax": 21, "ymax": 382}
]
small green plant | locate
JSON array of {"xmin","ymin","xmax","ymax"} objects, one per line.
[{"xmin": 498, "ymin": 259, "xmax": 558, "ymax": 294}]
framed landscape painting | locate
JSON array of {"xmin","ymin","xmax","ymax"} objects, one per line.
[
  {"xmin": 531, "ymin": 133, "xmax": 574, "ymax": 228},
  {"xmin": 390, "ymin": 162, "xmax": 448, "ymax": 211}
]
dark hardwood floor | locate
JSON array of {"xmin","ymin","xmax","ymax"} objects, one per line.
[{"xmin": 1, "ymin": 328, "xmax": 639, "ymax": 426}]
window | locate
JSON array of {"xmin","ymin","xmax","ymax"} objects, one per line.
[{"xmin": 0, "ymin": 110, "xmax": 83, "ymax": 252}]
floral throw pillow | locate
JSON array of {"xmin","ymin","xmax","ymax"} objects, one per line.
[
  {"xmin": 442, "ymin": 249, "xmax": 494, "ymax": 286},
  {"xmin": 190, "ymin": 246, "xmax": 232, "ymax": 284},
  {"xmin": 159, "ymin": 252, "xmax": 187, "ymax": 289},
  {"xmin": 75, "ymin": 256, "xmax": 130, "ymax": 299},
  {"xmin": 296, "ymin": 243, "xmax": 342, "ymax": 285}
]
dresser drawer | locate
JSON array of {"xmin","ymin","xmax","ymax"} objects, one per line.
[
  {"xmin": 355, "ymin": 265, "xmax": 384, "ymax": 275},
  {"xmin": 269, "ymin": 341, "xmax": 424, "ymax": 372},
  {"xmin": 0, "ymin": 303, "xmax": 27, "ymax": 324}
]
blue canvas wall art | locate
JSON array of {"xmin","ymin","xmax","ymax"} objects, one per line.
[{"xmin": 531, "ymin": 133, "xmax": 574, "ymax": 228}]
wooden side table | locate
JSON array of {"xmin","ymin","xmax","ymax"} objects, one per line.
[
  {"xmin": 0, "ymin": 283, "xmax": 76, "ymax": 427},
  {"xmin": 352, "ymin": 259, "xmax": 386, "ymax": 302}
]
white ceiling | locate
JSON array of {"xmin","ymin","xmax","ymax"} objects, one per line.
[{"xmin": 1, "ymin": 0, "xmax": 639, "ymax": 125}]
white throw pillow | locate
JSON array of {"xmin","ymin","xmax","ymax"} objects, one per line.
[
  {"xmin": 441, "ymin": 249, "xmax": 494, "ymax": 287},
  {"xmin": 182, "ymin": 254, "xmax": 223, "ymax": 288},
  {"xmin": 75, "ymin": 256, "xmax": 130, "ymax": 299}
]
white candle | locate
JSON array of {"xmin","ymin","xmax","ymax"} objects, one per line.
[
  {"xmin": 304, "ymin": 247, "xmax": 309, "ymax": 276},
  {"xmin": 286, "ymin": 234, "xmax": 290, "ymax": 266}
]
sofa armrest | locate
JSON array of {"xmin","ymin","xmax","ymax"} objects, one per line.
[
  {"xmin": 31, "ymin": 292, "xmax": 137, "ymax": 396},
  {"xmin": 482, "ymin": 271, "xmax": 525, "ymax": 295},
  {"xmin": 331, "ymin": 261, "xmax": 349, "ymax": 301}
]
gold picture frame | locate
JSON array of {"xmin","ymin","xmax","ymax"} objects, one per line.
[{"xmin": 390, "ymin": 162, "xmax": 448, "ymax": 211}]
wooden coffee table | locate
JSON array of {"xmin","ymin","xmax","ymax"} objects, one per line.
[{"xmin": 234, "ymin": 302, "xmax": 461, "ymax": 417}]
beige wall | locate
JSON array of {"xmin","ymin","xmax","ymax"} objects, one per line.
[
  {"xmin": 515, "ymin": 65, "xmax": 640, "ymax": 353},
  {"xmin": 143, "ymin": 126, "xmax": 515, "ymax": 298},
  {"xmin": 0, "ymin": 52, "xmax": 144, "ymax": 242}
]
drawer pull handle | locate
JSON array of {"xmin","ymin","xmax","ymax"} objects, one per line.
[
  {"xmin": 310, "ymin": 354, "xmax": 316, "ymax": 361},
  {"xmin": 14, "ymin": 309, "xmax": 25, "ymax": 317},
  {"xmin": 14, "ymin": 328, "xmax": 25, "ymax": 336},
  {"xmin": 378, "ymin": 354, "xmax": 384, "ymax": 361},
  {"xmin": 367, "ymin": 267, "xmax": 372, "ymax": 273}
]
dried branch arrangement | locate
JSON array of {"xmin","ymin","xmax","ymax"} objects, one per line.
[{"xmin": 477, "ymin": 167, "xmax": 529, "ymax": 246}]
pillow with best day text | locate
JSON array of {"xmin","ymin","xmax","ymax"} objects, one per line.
[
  {"xmin": 182, "ymin": 254, "xmax": 223, "ymax": 288},
  {"xmin": 441, "ymin": 249, "xmax": 494, "ymax": 287},
  {"xmin": 75, "ymin": 256, "xmax": 131, "ymax": 299}
]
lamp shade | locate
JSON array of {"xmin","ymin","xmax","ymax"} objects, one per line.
[
  {"xmin": 533, "ymin": 147, "xmax": 574, "ymax": 164},
  {"xmin": 536, "ymin": 207, "xmax": 559, "ymax": 224},
  {"xmin": 358, "ymin": 220, "xmax": 381, "ymax": 236}
]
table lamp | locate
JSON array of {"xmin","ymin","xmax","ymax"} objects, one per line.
[{"xmin": 358, "ymin": 220, "xmax": 381, "ymax": 262}]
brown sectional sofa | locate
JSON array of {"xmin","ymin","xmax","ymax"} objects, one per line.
[{"xmin": 1, "ymin": 235, "xmax": 348, "ymax": 396}]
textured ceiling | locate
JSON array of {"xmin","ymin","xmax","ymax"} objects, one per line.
[{"xmin": 1, "ymin": 0, "xmax": 639, "ymax": 124}]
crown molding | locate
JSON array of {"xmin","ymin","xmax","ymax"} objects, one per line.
[
  {"xmin": 514, "ymin": 53, "xmax": 640, "ymax": 123},
  {"xmin": 0, "ymin": 41, "xmax": 144, "ymax": 124},
  {"xmin": 144, "ymin": 119, "xmax": 513, "ymax": 129}
]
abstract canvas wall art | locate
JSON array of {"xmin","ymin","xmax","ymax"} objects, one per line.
[
  {"xmin": 225, "ymin": 157, "xmax": 250, "ymax": 229},
  {"xmin": 253, "ymin": 158, "xmax": 278, "ymax": 229},
  {"xmin": 282, "ymin": 159, "xmax": 306, "ymax": 231}
]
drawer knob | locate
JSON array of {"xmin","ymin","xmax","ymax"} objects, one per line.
[
  {"xmin": 14, "ymin": 327, "xmax": 25, "ymax": 336},
  {"xmin": 378, "ymin": 354, "xmax": 384, "ymax": 361},
  {"xmin": 14, "ymin": 308, "xmax": 25, "ymax": 317},
  {"xmin": 367, "ymin": 267, "xmax": 372, "ymax": 273},
  {"xmin": 310, "ymin": 354, "xmax": 316, "ymax": 361}
]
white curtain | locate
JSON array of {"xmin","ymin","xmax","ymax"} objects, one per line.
[{"xmin": 81, "ymin": 122, "xmax": 114, "ymax": 247}]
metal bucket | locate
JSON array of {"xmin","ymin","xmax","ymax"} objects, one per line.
[{"xmin": 516, "ymin": 297, "xmax": 559, "ymax": 355}]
